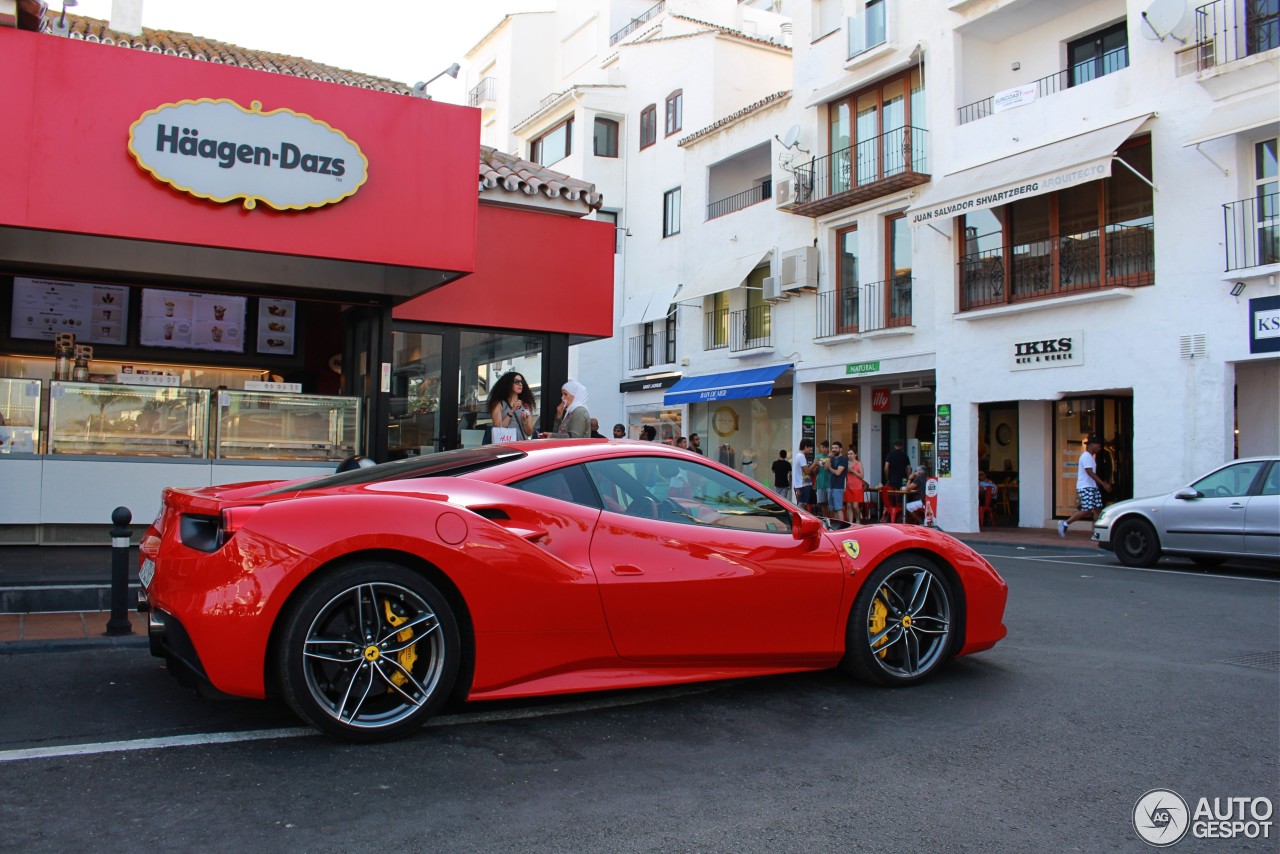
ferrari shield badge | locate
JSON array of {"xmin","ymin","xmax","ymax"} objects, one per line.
[{"xmin": 843, "ymin": 540, "xmax": 860, "ymax": 560}]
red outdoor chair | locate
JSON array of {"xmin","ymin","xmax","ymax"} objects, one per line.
[
  {"xmin": 879, "ymin": 485, "xmax": 902, "ymax": 523},
  {"xmin": 978, "ymin": 485, "xmax": 996, "ymax": 528}
]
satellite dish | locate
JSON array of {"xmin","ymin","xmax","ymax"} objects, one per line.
[
  {"xmin": 1141, "ymin": 0, "xmax": 1190, "ymax": 44},
  {"xmin": 780, "ymin": 125, "xmax": 801, "ymax": 149}
]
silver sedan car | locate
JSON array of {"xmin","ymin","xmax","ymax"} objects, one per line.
[{"xmin": 1093, "ymin": 457, "xmax": 1279, "ymax": 568}]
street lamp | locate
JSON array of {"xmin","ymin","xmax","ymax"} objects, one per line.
[{"xmin": 410, "ymin": 62, "xmax": 461, "ymax": 100}]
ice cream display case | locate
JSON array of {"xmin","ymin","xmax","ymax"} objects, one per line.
[
  {"xmin": 0, "ymin": 376, "xmax": 41, "ymax": 454},
  {"xmin": 46, "ymin": 381, "xmax": 210, "ymax": 457},
  {"xmin": 214, "ymin": 389, "xmax": 360, "ymax": 461}
]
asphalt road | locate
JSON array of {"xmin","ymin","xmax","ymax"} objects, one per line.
[{"xmin": 0, "ymin": 545, "xmax": 1276, "ymax": 853}]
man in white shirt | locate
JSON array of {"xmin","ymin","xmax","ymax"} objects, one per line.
[
  {"xmin": 791, "ymin": 438, "xmax": 815, "ymax": 510},
  {"xmin": 1060, "ymin": 434, "xmax": 1112, "ymax": 537}
]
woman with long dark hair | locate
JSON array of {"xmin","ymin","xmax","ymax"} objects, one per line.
[{"xmin": 486, "ymin": 371, "xmax": 536, "ymax": 441}]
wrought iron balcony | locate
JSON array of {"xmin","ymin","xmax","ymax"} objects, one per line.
[
  {"xmin": 957, "ymin": 45, "xmax": 1128, "ymax": 125},
  {"xmin": 959, "ymin": 222, "xmax": 1154, "ymax": 311},
  {"xmin": 707, "ymin": 180, "xmax": 771, "ymax": 220},
  {"xmin": 1195, "ymin": 0, "xmax": 1280, "ymax": 71},
  {"xmin": 815, "ymin": 277, "xmax": 914, "ymax": 336},
  {"xmin": 730, "ymin": 305, "xmax": 772, "ymax": 352},
  {"xmin": 704, "ymin": 308, "xmax": 729, "ymax": 351},
  {"xmin": 788, "ymin": 126, "xmax": 929, "ymax": 217},
  {"xmin": 610, "ymin": 1, "xmax": 664, "ymax": 45},
  {"xmin": 627, "ymin": 331, "xmax": 676, "ymax": 371},
  {"xmin": 467, "ymin": 77, "xmax": 497, "ymax": 108},
  {"xmin": 1223, "ymin": 193, "xmax": 1280, "ymax": 271}
]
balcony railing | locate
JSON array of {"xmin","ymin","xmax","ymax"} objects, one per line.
[
  {"xmin": 730, "ymin": 305, "xmax": 772, "ymax": 351},
  {"xmin": 627, "ymin": 331, "xmax": 676, "ymax": 371},
  {"xmin": 848, "ymin": 0, "xmax": 888, "ymax": 59},
  {"xmin": 1196, "ymin": 0, "xmax": 1280, "ymax": 70},
  {"xmin": 705, "ymin": 308, "xmax": 729, "ymax": 351},
  {"xmin": 957, "ymin": 45, "xmax": 1128, "ymax": 125},
  {"xmin": 814, "ymin": 277, "xmax": 913, "ymax": 336},
  {"xmin": 789, "ymin": 126, "xmax": 929, "ymax": 216},
  {"xmin": 1223, "ymin": 193, "xmax": 1280, "ymax": 271},
  {"xmin": 467, "ymin": 77, "xmax": 497, "ymax": 107},
  {"xmin": 610, "ymin": 1, "xmax": 664, "ymax": 45},
  {"xmin": 959, "ymin": 223, "xmax": 1155, "ymax": 311},
  {"xmin": 707, "ymin": 180, "xmax": 771, "ymax": 220}
]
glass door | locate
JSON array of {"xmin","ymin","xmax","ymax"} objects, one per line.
[{"xmin": 388, "ymin": 330, "xmax": 445, "ymax": 457}]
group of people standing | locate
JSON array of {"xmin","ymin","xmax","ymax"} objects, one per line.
[
  {"xmin": 769, "ymin": 439, "xmax": 869, "ymax": 523},
  {"xmin": 485, "ymin": 371, "xmax": 592, "ymax": 441}
]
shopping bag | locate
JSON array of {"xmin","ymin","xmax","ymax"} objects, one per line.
[{"xmin": 490, "ymin": 426, "xmax": 520, "ymax": 444}]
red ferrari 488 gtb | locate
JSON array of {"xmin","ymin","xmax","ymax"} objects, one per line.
[{"xmin": 139, "ymin": 440, "xmax": 1007, "ymax": 741}]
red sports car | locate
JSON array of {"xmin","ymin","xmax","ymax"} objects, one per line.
[{"xmin": 139, "ymin": 440, "xmax": 1007, "ymax": 741}]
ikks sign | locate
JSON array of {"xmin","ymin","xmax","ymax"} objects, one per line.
[
  {"xmin": 128, "ymin": 99, "xmax": 369, "ymax": 211},
  {"xmin": 1011, "ymin": 330, "xmax": 1084, "ymax": 370}
]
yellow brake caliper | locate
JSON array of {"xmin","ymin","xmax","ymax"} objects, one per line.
[
  {"xmin": 869, "ymin": 593, "xmax": 889, "ymax": 659},
  {"xmin": 382, "ymin": 598, "xmax": 418, "ymax": 689}
]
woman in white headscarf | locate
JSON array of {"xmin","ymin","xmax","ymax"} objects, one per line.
[{"xmin": 542, "ymin": 380, "xmax": 591, "ymax": 438}]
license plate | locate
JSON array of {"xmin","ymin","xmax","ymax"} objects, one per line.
[{"xmin": 139, "ymin": 557, "xmax": 155, "ymax": 589}]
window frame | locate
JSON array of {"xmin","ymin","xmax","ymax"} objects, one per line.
[
  {"xmin": 593, "ymin": 117, "xmax": 619, "ymax": 158},
  {"xmin": 665, "ymin": 90, "xmax": 683, "ymax": 137},
  {"xmin": 530, "ymin": 117, "xmax": 573, "ymax": 167},
  {"xmin": 663, "ymin": 186, "xmax": 682, "ymax": 238},
  {"xmin": 640, "ymin": 104, "xmax": 657, "ymax": 150},
  {"xmin": 1067, "ymin": 21, "xmax": 1130, "ymax": 88}
]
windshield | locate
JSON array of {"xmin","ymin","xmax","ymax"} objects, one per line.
[{"xmin": 258, "ymin": 446, "xmax": 527, "ymax": 495}]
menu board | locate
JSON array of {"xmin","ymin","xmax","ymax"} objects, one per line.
[
  {"xmin": 11, "ymin": 277, "xmax": 129, "ymax": 345},
  {"xmin": 140, "ymin": 288, "xmax": 245, "ymax": 352},
  {"xmin": 257, "ymin": 298, "xmax": 296, "ymax": 355}
]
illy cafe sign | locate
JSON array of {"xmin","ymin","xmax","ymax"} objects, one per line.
[{"xmin": 128, "ymin": 99, "xmax": 369, "ymax": 211}]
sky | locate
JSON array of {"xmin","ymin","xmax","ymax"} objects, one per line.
[{"xmin": 64, "ymin": 0, "xmax": 553, "ymax": 103}]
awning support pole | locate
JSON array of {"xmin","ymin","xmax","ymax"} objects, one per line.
[
  {"xmin": 926, "ymin": 222, "xmax": 951, "ymax": 240},
  {"xmin": 1112, "ymin": 155, "xmax": 1159, "ymax": 190},
  {"xmin": 1191, "ymin": 144, "xmax": 1229, "ymax": 177}
]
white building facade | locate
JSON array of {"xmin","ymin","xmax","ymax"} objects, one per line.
[{"xmin": 463, "ymin": 0, "xmax": 1280, "ymax": 532}]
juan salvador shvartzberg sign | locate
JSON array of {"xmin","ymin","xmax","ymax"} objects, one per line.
[{"xmin": 128, "ymin": 99, "xmax": 368, "ymax": 211}]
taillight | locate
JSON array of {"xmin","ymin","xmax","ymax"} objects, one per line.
[{"xmin": 220, "ymin": 506, "xmax": 264, "ymax": 544}]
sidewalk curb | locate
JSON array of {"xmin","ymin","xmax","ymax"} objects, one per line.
[
  {"xmin": 0, "ymin": 635, "xmax": 149, "ymax": 655},
  {"xmin": 952, "ymin": 536, "xmax": 1099, "ymax": 555}
]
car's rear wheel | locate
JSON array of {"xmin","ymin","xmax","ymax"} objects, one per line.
[
  {"xmin": 1113, "ymin": 518, "xmax": 1161, "ymax": 567},
  {"xmin": 843, "ymin": 554, "xmax": 955, "ymax": 686},
  {"xmin": 276, "ymin": 562, "xmax": 459, "ymax": 742}
]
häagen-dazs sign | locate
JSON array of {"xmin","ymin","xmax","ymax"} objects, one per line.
[{"xmin": 128, "ymin": 99, "xmax": 368, "ymax": 210}]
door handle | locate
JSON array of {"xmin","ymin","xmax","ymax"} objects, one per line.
[{"xmin": 612, "ymin": 564, "xmax": 644, "ymax": 576}]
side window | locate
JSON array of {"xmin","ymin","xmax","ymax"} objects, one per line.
[
  {"xmin": 511, "ymin": 464, "xmax": 601, "ymax": 510},
  {"xmin": 1260, "ymin": 462, "xmax": 1279, "ymax": 497},
  {"xmin": 584, "ymin": 456, "xmax": 792, "ymax": 532},
  {"xmin": 1191, "ymin": 461, "xmax": 1266, "ymax": 497}
]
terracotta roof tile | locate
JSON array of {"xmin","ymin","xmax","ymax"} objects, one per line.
[
  {"xmin": 678, "ymin": 90, "xmax": 791, "ymax": 147},
  {"xmin": 36, "ymin": 11, "xmax": 601, "ymax": 212}
]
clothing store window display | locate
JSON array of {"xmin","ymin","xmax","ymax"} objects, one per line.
[
  {"xmin": 485, "ymin": 371, "xmax": 536, "ymax": 442},
  {"xmin": 540, "ymin": 380, "xmax": 592, "ymax": 439}
]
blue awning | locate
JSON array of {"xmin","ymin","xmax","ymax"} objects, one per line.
[{"xmin": 663, "ymin": 364, "xmax": 791, "ymax": 405}]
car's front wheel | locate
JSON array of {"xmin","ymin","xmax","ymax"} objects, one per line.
[
  {"xmin": 843, "ymin": 554, "xmax": 955, "ymax": 686},
  {"xmin": 276, "ymin": 562, "xmax": 460, "ymax": 742},
  {"xmin": 1112, "ymin": 518, "xmax": 1161, "ymax": 567}
]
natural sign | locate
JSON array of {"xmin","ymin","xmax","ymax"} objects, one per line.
[{"xmin": 128, "ymin": 99, "xmax": 368, "ymax": 210}]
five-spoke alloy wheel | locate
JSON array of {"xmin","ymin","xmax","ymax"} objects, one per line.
[
  {"xmin": 277, "ymin": 562, "xmax": 460, "ymax": 742},
  {"xmin": 844, "ymin": 555, "xmax": 955, "ymax": 686}
]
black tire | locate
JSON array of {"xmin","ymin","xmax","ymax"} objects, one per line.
[
  {"xmin": 276, "ymin": 562, "xmax": 460, "ymax": 742},
  {"xmin": 1113, "ymin": 518, "xmax": 1161, "ymax": 568},
  {"xmin": 843, "ymin": 554, "xmax": 955, "ymax": 686}
]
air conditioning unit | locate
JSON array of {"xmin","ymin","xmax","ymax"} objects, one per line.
[
  {"xmin": 775, "ymin": 178, "xmax": 796, "ymax": 210},
  {"xmin": 761, "ymin": 276, "xmax": 789, "ymax": 302},
  {"xmin": 780, "ymin": 247, "xmax": 818, "ymax": 292}
]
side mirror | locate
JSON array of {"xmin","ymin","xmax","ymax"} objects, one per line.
[
  {"xmin": 791, "ymin": 512, "xmax": 823, "ymax": 542},
  {"xmin": 1173, "ymin": 487, "xmax": 1200, "ymax": 500}
]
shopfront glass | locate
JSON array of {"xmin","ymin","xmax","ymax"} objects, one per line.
[
  {"xmin": 388, "ymin": 331, "xmax": 443, "ymax": 457},
  {"xmin": 626, "ymin": 404, "xmax": 682, "ymax": 443},
  {"xmin": 1053, "ymin": 395, "xmax": 1132, "ymax": 516},
  {"xmin": 457, "ymin": 331, "xmax": 542, "ymax": 447},
  {"xmin": 685, "ymin": 393, "xmax": 792, "ymax": 486}
]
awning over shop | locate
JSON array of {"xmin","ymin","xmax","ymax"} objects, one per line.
[
  {"xmin": 663, "ymin": 364, "xmax": 791, "ymax": 405},
  {"xmin": 619, "ymin": 293, "xmax": 650, "ymax": 327},
  {"xmin": 675, "ymin": 250, "xmax": 771, "ymax": 303},
  {"xmin": 905, "ymin": 114, "xmax": 1152, "ymax": 226},
  {"xmin": 1183, "ymin": 92, "xmax": 1279, "ymax": 147},
  {"xmin": 640, "ymin": 283, "xmax": 681, "ymax": 323}
]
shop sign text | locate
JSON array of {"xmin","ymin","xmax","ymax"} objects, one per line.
[
  {"xmin": 128, "ymin": 99, "xmax": 369, "ymax": 211},
  {"xmin": 1011, "ymin": 330, "xmax": 1083, "ymax": 371}
]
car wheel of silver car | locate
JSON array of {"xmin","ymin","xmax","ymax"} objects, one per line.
[
  {"xmin": 1113, "ymin": 518, "xmax": 1161, "ymax": 568},
  {"xmin": 843, "ymin": 554, "xmax": 955, "ymax": 686},
  {"xmin": 276, "ymin": 562, "xmax": 460, "ymax": 742}
]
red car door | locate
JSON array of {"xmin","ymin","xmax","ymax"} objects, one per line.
[{"xmin": 584, "ymin": 456, "xmax": 845, "ymax": 662}]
